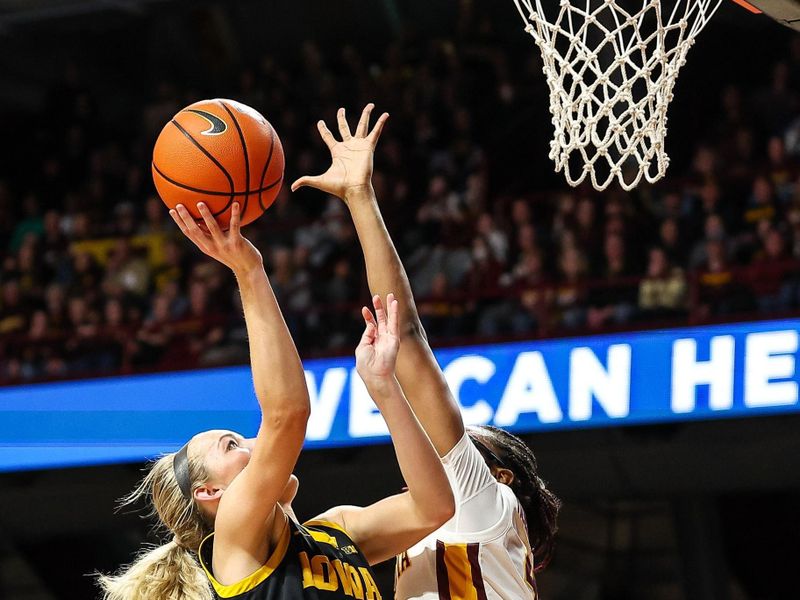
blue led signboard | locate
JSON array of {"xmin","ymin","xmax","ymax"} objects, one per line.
[{"xmin": 1, "ymin": 319, "xmax": 798, "ymax": 471}]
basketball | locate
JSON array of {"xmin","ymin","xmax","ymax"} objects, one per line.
[{"xmin": 152, "ymin": 98, "xmax": 284, "ymax": 230}]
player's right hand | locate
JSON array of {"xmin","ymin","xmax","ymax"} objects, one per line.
[
  {"xmin": 290, "ymin": 103, "xmax": 389, "ymax": 202},
  {"xmin": 355, "ymin": 293, "xmax": 400, "ymax": 385},
  {"xmin": 170, "ymin": 201, "xmax": 263, "ymax": 275}
]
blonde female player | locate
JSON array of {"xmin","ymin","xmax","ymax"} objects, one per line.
[
  {"xmin": 293, "ymin": 105, "xmax": 561, "ymax": 599},
  {"xmin": 98, "ymin": 200, "xmax": 455, "ymax": 600}
]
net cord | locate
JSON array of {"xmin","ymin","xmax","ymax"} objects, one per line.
[{"xmin": 513, "ymin": 0, "xmax": 723, "ymax": 190}]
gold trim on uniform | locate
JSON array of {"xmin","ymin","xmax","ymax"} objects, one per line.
[
  {"xmin": 299, "ymin": 525, "xmax": 339, "ymax": 548},
  {"xmin": 303, "ymin": 519, "xmax": 350, "ymax": 536},
  {"xmin": 198, "ymin": 520, "xmax": 291, "ymax": 598}
]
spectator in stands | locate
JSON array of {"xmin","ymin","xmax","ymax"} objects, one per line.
[
  {"xmin": 0, "ymin": 280, "xmax": 27, "ymax": 335},
  {"xmin": 689, "ymin": 214, "xmax": 732, "ymax": 270},
  {"xmin": 322, "ymin": 255, "xmax": 360, "ymax": 348},
  {"xmin": 727, "ymin": 127, "xmax": 757, "ymax": 192},
  {"xmin": 41, "ymin": 210, "xmax": 68, "ymax": 273},
  {"xmin": 638, "ymin": 247, "xmax": 687, "ymax": 318},
  {"xmin": 586, "ymin": 233, "xmax": 636, "ymax": 330},
  {"xmin": 750, "ymin": 227, "xmax": 797, "ymax": 312},
  {"xmin": 43, "ymin": 283, "xmax": 67, "ymax": 334},
  {"xmin": 138, "ymin": 195, "xmax": 170, "ymax": 235},
  {"xmin": 178, "ymin": 279, "xmax": 225, "ymax": 365},
  {"xmin": 151, "ymin": 239, "xmax": 185, "ymax": 293},
  {"xmin": 9, "ymin": 195, "xmax": 44, "ymax": 252},
  {"xmin": 28, "ymin": 309, "xmax": 49, "ymax": 341},
  {"xmin": 70, "ymin": 250, "xmax": 103, "ymax": 302},
  {"xmin": 131, "ymin": 293, "xmax": 174, "ymax": 367},
  {"xmin": 17, "ymin": 240, "xmax": 44, "ymax": 297},
  {"xmin": 419, "ymin": 272, "xmax": 466, "ymax": 339},
  {"xmin": 67, "ymin": 295, "xmax": 97, "ymax": 338},
  {"xmin": 114, "ymin": 202, "xmax": 138, "ymax": 237},
  {"xmin": 512, "ymin": 248, "xmax": 549, "ymax": 335},
  {"xmin": 475, "ymin": 212, "xmax": 508, "ymax": 264},
  {"xmin": 103, "ymin": 238, "xmax": 150, "ymax": 298},
  {"xmin": 743, "ymin": 175, "xmax": 779, "ymax": 231},
  {"xmin": 554, "ymin": 246, "xmax": 588, "ymax": 330},
  {"xmin": 690, "ymin": 179, "xmax": 732, "ymax": 238},
  {"xmin": 696, "ymin": 239, "xmax": 752, "ymax": 317},
  {"xmin": 658, "ymin": 217, "xmax": 687, "ymax": 267}
]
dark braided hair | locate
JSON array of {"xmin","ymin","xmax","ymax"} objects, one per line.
[{"xmin": 467, "ymin": 425, "xmax": 561, "ymax": 571}]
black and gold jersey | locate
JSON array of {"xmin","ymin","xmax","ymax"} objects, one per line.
[{"xmin": 198, "ymin": 518, "xmax": 382, "ymax": 600}]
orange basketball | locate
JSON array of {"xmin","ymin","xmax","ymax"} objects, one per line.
[{"xmin": 152, "ymin": 99, "xmax": 284, "ymax": 230}]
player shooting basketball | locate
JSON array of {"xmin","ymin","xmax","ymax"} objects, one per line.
[
  {"xmin": 99, "ymin": 199, "xmax": 455, "ymax": 600},
  {"xmin": 293, "ymin": 104, "xmax": 561, "ymax": 599}
]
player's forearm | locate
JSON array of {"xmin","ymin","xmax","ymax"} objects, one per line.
[
  {"xmin": 346, "ymin": 186, "xmax": 465, "ymax": 456},
  {"xmin": 364, "ymin": 376, "xmax": 454, "ymax": 524},
  {"xmin": 345, "ymin": 187, "xmax": 423, "ymax": 337},
  {"xmin": 235, "ymin": 265, "xmax": 310, "ymax": 418}
]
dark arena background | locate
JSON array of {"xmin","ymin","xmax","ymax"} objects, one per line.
[{"xmin": 1, "ymin": 1, "xmax": 800, "ymax": 599}]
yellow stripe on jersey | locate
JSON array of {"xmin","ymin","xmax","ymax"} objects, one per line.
[
  {"xmin": 301, "ymin": 526, "xmax": 339, "ymax": 548},
  {"xmin": 303, "ymin": 519, "xmax": 350, "ymax": 537},
  {"xmin": 198, "ymin": 520, "xmax": 291, "ymax": 598},
  {"xmin": 442, "ymin": 544, "xmax": 475, "ymax": 600},
  {"xmin": 435, "ymin": 541, "xmax": 488, "ymax": 600}
]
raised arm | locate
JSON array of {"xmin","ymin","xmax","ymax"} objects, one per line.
[
  {"xmin": 314, "ymin": 294, "xmax": 454, "ymax": 565},
  {"xmin": 292, "ymin": 105, "xmax": 464, "ymax": 456},
  {"xmin": 170, "ymin": 203, "xmax": 309, "ymax": 567}
]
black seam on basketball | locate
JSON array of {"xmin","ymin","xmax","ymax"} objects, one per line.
[
  {"xmin": 169, "ymin": 118, "xmax": 234, "ymax": 213},
  {"xmin": 152, "ymin": 162, "xmax": 281, "ymax": 196},
  {"xmin": 263, "ymin": 174, "xmax": 282, "ymax": 191},
  {"xmin": 258, "ymin": 124, "xmax": 277, "ymax": 211},
  {"xmin": 219, "ymin": 101, "xmax": 250, "ymax": 220}
]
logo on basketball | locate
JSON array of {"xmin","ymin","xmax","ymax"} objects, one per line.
[{"xmin": 186, "ymin": 109, "xmax": 227, "ymax": 135}]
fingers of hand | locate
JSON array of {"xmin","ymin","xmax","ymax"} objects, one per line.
[
  {"xmin": 362, "ymin": 305, "xmax": 378, "ymax": 327},
  {"xmin": 290, "ymin": 175, "xmax": 322, "ymax": 193},
  {"xmin": 361, "ymin": 307, "xmax": 377, "ymax": 342},
  {"xmin": 197, "ymin": 202, "xmax": 223, "ymax": 240},
  {"xmin": 317, "ymin": 120, "xmax": 337, "ymax": 149},
  {"xmin": 372, "ymin": 294, "xmax": 387, "ymax": 331},
  {"xmin": 337, "ymin": 107, "xmax": 352, "ymax": 140},
  {"xmin": 229, "ymin": 202, "xmax": 241, "ymax": 237},
  {"xmin": 355, "ymin": 103, "xmax": 375, "ymax": 138},
  {"xmin": 368, "ymin": 112, "xmax": 390, "ymax": 144},
  {"xmin": 169, "ymin": 208, "xmax": 189, "ymax": 235},
  {"xmin": 360, "ymin": 322, "xmax": 376, "ymax": 342},
  {"xmin": 175, "ymin": 204, "xmax": 209, "ymax": 248},
  {"xmin": 387, "ymin": 292, "xmax": 399, "ymax": 337}
]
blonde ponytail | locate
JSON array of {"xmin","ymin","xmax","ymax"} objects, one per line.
[
  {"xmin": 98, "ymin": 540, "xmax": 211, "ymax": 600},
  {"xmin": 97, "ymin": 450, "xmax": 214, "ymax": 600}
]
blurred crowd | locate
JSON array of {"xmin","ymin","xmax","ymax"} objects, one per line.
[{"xmin": 2, "ymin": 14, "xmax": 800, "ymax": 383}]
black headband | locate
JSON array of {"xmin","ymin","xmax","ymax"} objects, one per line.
[
  {"xmin": 172, "ymin": 442, "xmax": 192, "ymax": 500},
  {"xmin": 471, "ymin": 436, "xmax": 507, "ymax": 468}
]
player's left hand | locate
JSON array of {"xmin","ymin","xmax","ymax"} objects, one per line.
[
  {"xmin": 170, "ymin": 201, "xmax": 263, "ymax": 275},
  {"xmin": 290, "ymin": 103, "xmax": 389, "ymax": 201},
  {"xmin": 355, "ymin": 293, "xmax": 400, "ymax": 384}
]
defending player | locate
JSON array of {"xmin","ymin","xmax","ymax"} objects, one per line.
[
  {"xmin": 99, "ymin": 199, "xmax": 454, "ymax": 599},
  {"xmin": 293, "ymin": 105, "xmax": 561, "ymax": 599}
]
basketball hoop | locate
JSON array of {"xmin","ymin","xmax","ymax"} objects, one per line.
[{"xmin": 513, "ymin": 0, "xmax": 723, "ymax": 191}]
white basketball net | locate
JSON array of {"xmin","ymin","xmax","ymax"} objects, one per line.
[{"xmin": 513, "ymin": 0, "xmax": 722, "ymax": 190}]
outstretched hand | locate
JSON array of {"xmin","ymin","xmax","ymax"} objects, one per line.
[
  {"xmin": 355, "ymin": 293, "xmax": 400, "ymax": 383},
  {"xmin": 169, "ymin": 202, "xmax": 263, "ymax": 274},
  {"xmin": 291, "ymin": 104, "xmax": 389, "ymax": 201}
]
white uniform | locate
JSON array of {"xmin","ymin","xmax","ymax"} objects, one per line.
[{"xmin": 394, "ymin": 433, "xmax": 538, "ymax": 600}]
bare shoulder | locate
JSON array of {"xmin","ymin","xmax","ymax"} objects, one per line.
[
  {"xmin": 212, "ymin": 506, "xmax": 288, "ymax": 586},
  {"xmin": 308, "ymin": 505, "xmax": 361, "ymax": 531}
]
